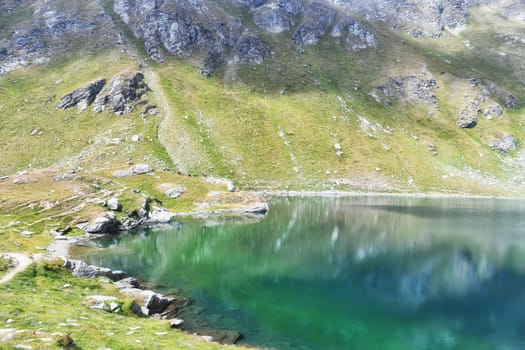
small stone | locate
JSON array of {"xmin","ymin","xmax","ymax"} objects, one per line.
[
  {"xmin": 109, "ymin": 302, "xmax": 121, "ymax": 313},
  {"xmin": 12, "ymin": 177, "xmax": 30, "ymax": 185},
  {"xmin": 132, "ymin": 164, "xmax": 153, "ymax": 175},
  {"xmin": 155, "ymin": 332, "xmax": 168, "ymax": 336},
  {"xmin": 164, "ymin": 187, "xmax": 185, "ymax": 199},
  {"xmin": 112, "ymin": 169, "xmax": 133, "ymax": 178},
  {"xmin": 131, "ymin": 135, "xmax": 141, "ymax": 142},
  {"xmin": 201, "ymin": 335, "xmax": 214, "ymax": 342},
  {"xmin": 20, "ymin": 230, "xmax": 33, "ymax": 237},
  {"xmin": 170, "ymin": 318, "xmax": 184, "ymax": 329},
  {"xmin": 5, "ymin": 319, "xmax": 14, "ymax": 324}
]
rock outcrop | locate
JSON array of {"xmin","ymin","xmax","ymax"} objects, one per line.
[
  {"xmin": 334, "ymin": 0, "xmax": 470, "ymax": 38},
  {"xmin": 57, "ymin": 79, "xmax": 106, "ymax": 110},
  {"xmin": 293, "ymin": 2, "xmax": 338, "ymax": 46},
  {"xmin": 113, "ymin": 0, "xmax": 267, "ymax": 75},
  {"xmin": 63, "ymin": 258, "xmax": 126, "ymax": 280},
  {"xmin": 0, "ymin": 0, "xmax": 121, "ymax": 75},
  {"xmin": 490, "ymin": 133, "xmax": 518, "ymax": 153},
  {"xmin": 76, "ymin": 215, "xmax": 118, "ymax": 234},
  {"xmin": 369, "ymin": 75, "xmax": 439, "ymax": 108},
  {"xmin": 332, "ymin": 17, "xmax": 378, "ymax": 51},
  {"xmin": 93, "ymin": 72, "xmax": 148, "ymax": 114}
]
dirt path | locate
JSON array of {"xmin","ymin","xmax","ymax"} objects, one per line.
[{"xmin": 0, "ymin": 253, "xmax": 32, "ymax": 284}]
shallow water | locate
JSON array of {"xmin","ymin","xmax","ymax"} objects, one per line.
[{"xmin": 76, "ymin": 196, "xmax": 525, "ymax": 349}]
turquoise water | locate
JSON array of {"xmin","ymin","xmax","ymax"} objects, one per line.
[{"xmin": 77, "ymin": 196, "xmax": 525, "ymax": 349}]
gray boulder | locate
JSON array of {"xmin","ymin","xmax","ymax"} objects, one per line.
[
  {"xmin": 144, "ymin": 293, "xmax": 173, "ymax": 315},
  {"xmin": 458, "ymin": 104, "xmax": 480, "ymax": 129},
  {"xmin": 76, "ymin": 215, "xmax": 117, "ymax": 234},
  {"xmin": 147, "ymin": 208, "xmax": 174, "ymax": 224},
  {"xmin": 245, "ymin": 202, "xmax": 269, "ymax": 214},
  {"xmin": 63, "ymin": 258, "xmax": 126, "ymax": 281},
  {"xmin": 106, "ymin": 198, "xmax": 122, "ymax": 211},
  {"xmin": 58, "ymin": 79, "xmax": 106, "ymax": 110},
  {"xmin": 369, "ymin": 75, "xmax": 438, "ymax": 107},
  {"xmin": 491, "ymin": 134, "xmax": 518, "ymax": 153},
  {"xmin": 165, "ymin": 186, "xmax": 185, "ymax": 199},
  {"xmin": 132, "ymin": 164, "xmax": 154, "ymax": 175},
  {"xmin": 114, "ymin": 277, "xmax": 143, "ymax": 290}
]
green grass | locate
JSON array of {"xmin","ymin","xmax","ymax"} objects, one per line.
[{"xmin": 0, "ymin": 262, "xmax": 244, "ymax": 349}]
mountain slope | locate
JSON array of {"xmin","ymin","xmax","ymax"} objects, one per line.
[{"xmin": 1, "ymin": 0, "xmax": 525, "ymax": 195}]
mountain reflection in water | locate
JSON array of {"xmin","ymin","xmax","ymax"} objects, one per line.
[{"xmin": 76, "ymin": 196, "xmax": 525, "ymax": 350}]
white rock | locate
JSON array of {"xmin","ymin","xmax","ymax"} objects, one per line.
[
  {"xmin": 132, "ymin": 164, "xmax": 153, "ymax": 175},
  {"xmin": 147, "ymin": 209, "xmax": 174, "ymax": 224},
  {"xmin": 106, "ymin": 198, "xmax": 122, "ymax": 211},
  {"xmin": 170, "ymin": 318, "xmax": 184, "ymax": 328},
  {"xmin": 164, "ymin": 187, "xmax": 185, "ymax": 199}
]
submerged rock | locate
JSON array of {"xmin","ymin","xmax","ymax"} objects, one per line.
[{"xmin": 194, "ymin": 329, "xmax": 242, "ymax": 345}]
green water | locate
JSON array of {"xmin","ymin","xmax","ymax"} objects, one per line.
[{"xmin": 77, "ymin": 196, "xmax": 525, "ymax": 349}]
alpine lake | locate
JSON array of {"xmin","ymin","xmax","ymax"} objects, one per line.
[{"xmin": 73, "ymin": 196, "xmax": 525, "ymax": 350}]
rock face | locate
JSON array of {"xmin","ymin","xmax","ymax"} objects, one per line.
[
  {"xmin": 457, "ymin": 103, "xmax": 480, "ymax": 128},
  {"xmin": 332, "ymin": 17, "xmax": 378, "ymax": 51},
  {"xmin": 0, "ymin": 0, "xmax": 121, "ymax": 75},
  {"xmin": 369, "ymin": 75, "xmax": 438, "ymax": 108},
  {"xmin": 113, "ymin": 0, "xmax": 267, "ymax": 75},
  {"xmin": 293, "ymin": 2, "xmax": 338, "ymax": 46},
  {"xmin": 57, "ymin": 79, "xmax": 106, "ymax": 110},
  {"xmin": 334, "ymin": 0, "xmax": 470, "ymax": 38},
  {"xmin": 93, "ymin": 72, "xmax": 148, "ymax": 114}
]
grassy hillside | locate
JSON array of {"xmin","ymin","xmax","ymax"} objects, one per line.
[{"xmin": 155, "ymin": 21, "xmax": 525, "ymax": 194}]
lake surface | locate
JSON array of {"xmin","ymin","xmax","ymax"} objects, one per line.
[{"xmin": 75, "ymin": 196, "xmax": 525, "ymax": 349}]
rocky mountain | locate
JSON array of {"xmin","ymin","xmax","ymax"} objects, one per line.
[{"xmin": 2, "ymin": 0, "xmax": 525, "ymax": 194}]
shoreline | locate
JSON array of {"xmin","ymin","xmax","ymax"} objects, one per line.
[
  {"xmin": 25, "ymin": 190, "xmax": 525, "ymax": 347},
  {"xmin": 258, "ymin": 189, "xmax": 525, "ymax": 200}
]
